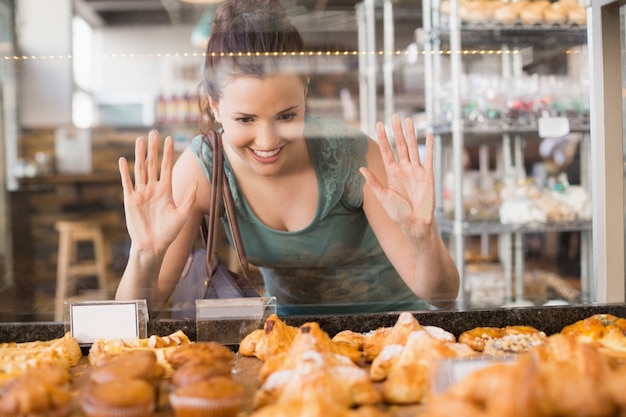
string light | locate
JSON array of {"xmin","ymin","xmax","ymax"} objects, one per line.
[{"xmin": 0, "ymin": 48, "xmax": 586, "ymax": 61}]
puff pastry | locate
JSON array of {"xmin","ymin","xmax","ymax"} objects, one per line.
[
  {"xmin": 259, "ymin": 330, "xmax": 358, "ymax": 383},
  {"xmin": 363, "ymin": 312, "xmax": 424, "ymax": 362},
  {"xmin": 238, "ymin": 314, "xmax": 298, "ymax": 361},
  {"xmin": 239, "ymin": 315, "xmax": 362, "ymax": 365},
  {"xmin": 253, "ymin": 345, "xmax": 381, "ymax": 411},
  {"xmin": 372, "ymin": 330, "xmax": 477, "ymax": 404},
  {"xmin": 0, "ymin": 332, "xmax": 81, "ymax": 384},
  {"xmin": 88, "ymin": 330, "xmax": 191, "ymax": 377},
  {"xmin": 443, "ymin": 333, "xmax": 618, "ymax": 417}
]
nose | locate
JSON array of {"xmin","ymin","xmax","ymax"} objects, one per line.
[{"xmin": 255, "ymin": 121, "xmax": 279, "ymax": 149}]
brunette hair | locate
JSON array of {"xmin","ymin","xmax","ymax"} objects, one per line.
[{"xmin": 197, "ymin": 0, "xmax": 306, "ymax": 137}]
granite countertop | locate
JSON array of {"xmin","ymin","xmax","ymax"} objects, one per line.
[{"xmin": 2, "ymin": 304, "xmax": 626, "ymax": 344}]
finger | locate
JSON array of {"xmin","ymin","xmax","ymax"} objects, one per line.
[
  {"xmin": 376, "ymin": 121, "xmax": 396, "ymax": 167},
  {"xmin": 147, "ymin": 130, "xmax": 160, "ymax": 183},
  {"xmin": 118, "ymin": 157, "xmax": 134, "ymax": 195},
  {"xmin": 404, "ymin": 117, "xmax": 421, "ymax": 166},
  {"xmin": 423, "ymin": 133, "xmax": 435, "ymax": 172},
  {"xmin": 160, "ymin": 136, "xmax": 174, "ymax": 186},
  {"xmin": 134, "ymin": 136, "xmax": 147, "ymax": 187},
  {"xmin": 391, "ymin": 114, "xmax": 409, "ymax": 161}
]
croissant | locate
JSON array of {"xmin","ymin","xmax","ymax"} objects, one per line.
[
  {"xmin": 238, "ymin": 314, "xmax": 298, "ymax": 361},
  {"xmin": 375, "ymin": 330, "xmax": 477, "ymax": 404},
  {"xmin": 534, "ymin": 334, "xmax": 616, "ymax": 417},
  {"xmin": 445, "ymin": 333, "xmax": 619, "ymax": 417},
  {"xmin": 253, "ymin": 345, "xmax": 381, "ymax": 410},
  {"xmin": 259, "ymin": 331, "xmax": 356, "ymax": 382},
  {"xmin": 363, "ymin": 312, "xmax": 423, "ymax": 362},
  {"xmin": 447, "ymin": 353, "xmax": 544, "ymax": 417}
]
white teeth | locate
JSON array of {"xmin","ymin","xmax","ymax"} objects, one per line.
[{"xmin": 253, "ymin": 148, "xmax": 280, "ymax": 158}]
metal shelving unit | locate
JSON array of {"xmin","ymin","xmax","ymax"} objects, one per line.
[{"xmin": 422, "ymin": 1, "xmax": 593, "ymax": 307}]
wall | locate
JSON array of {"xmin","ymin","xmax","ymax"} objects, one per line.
[{"xmin": 16, "ymin": 0, "xmax": 72, "ymax": 127}]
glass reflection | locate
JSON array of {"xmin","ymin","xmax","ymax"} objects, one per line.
[{"xmin": 0, "ymin": 0, "xmax": 600, "ymax": 322}]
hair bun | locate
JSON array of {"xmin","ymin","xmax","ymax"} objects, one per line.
[{"xmin": 212, "ymin": 0, "xmax": 289, "ymax": 31}]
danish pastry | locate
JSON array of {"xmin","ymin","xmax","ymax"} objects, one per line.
[{"xmin": 459, "ymin": 325, "xmax": 545, "ymax": 352}]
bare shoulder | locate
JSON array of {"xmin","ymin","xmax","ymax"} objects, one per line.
[{"xmin": 172, "ymin": 148, "xmax": 212, "ymax": 213}]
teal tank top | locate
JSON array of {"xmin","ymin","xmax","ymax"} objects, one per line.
[{"xmin": 190, "ymin": 117, "xmax": 426, "ymax": 315}]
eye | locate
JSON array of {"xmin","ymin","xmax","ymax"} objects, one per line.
[
  {"xmin": 236, "ymin": 116, "xmax": 254, "ymax": 123},
  {"xmin": 278, "ymin": 113, "xmax": 296, "ymax": 121}
]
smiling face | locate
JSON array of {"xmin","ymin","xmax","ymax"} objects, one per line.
[{"xmin": 209, "ymin": 73, "xmax": 308, "ymax": 178}]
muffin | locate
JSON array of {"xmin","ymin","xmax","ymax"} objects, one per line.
[
  {"xmin": 169, "ymin": 377, "xmax": 244, "ymax": 417},
  {"xmin": 90, "ymin": 350, "xmax": 164, "ymax": 384},
  {"xmin": 170, "ymin": 360, "xmax": 234, "ymax": 389},
  {"xmin": 166, "ymin": 342, "xmax": 235, "ymax": 369},
  {"xmin": 0, "ymin": 377, "xmax": 72, "ymax": 417},
  {"xmin": 81, "ymin": 379, "xmax": 155, "ymax": 417}
]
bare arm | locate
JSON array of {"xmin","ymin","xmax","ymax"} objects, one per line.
[
  {"xmin": 115, "ymin": 131, "xmax": 207, "ymax": 312},
  {"xmin": 359, "ymin": 115, "xmax": 460, "ymax": 308}
]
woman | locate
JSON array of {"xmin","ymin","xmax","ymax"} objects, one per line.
[{"xmin": 115, "ymin": 0, "xmax": 459, "ymax": 315}]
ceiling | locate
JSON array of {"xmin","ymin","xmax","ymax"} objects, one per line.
[
  {"xmin": 74, "ymin": 0, "xmax": 421, "ymax": 28},
  {"xmin": 73, "ymin": 0, "xmax": 422, "ymax": 51},
  {"xmin": 74, "ymin": 0, "xmax": 368, "ymax": 27}
]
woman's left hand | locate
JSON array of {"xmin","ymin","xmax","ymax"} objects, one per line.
[{"xmin": 360, "ymin": 115, "xmax": 435, "ymax": 237}]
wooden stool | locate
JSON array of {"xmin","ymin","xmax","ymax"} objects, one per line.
[{"xmin": 55, "ymin": 220, "xmax": 109, "ymax": 321}]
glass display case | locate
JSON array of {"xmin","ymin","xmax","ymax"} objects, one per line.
[
  {"xmin": 587, "ymin": 0, "xmax": 625, "ymax": 303},
  {"xmin": 0, "ymin": 0, "xmax": 624, "ymax": 321}
]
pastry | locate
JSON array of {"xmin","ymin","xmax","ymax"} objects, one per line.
[
  {"xmin": 458, "ymin": 325, "xmax": 545, "ymax": 352},
  {"xmin": 0, "ymin": 332, "xmax": 81, "ymax": 382},
  {"xmin": 81, "ymin": 379, "xmax": 156, "ymax": 417},
  {"xmin": 331, "ymin": 330, "xmax": 368, "ymax": 351},
  {"xmin": 258, "ymin": 332, "xmax": 358, "ymax": 383},
  {"xmin": 372, "ymin": 330, "xmax": 477, "ymax": 404},
  {"xmin": 238, "ymin": 314, "xmax": 298, "ymax": 361},
  {"xmin": 519, "ymin": 2, "xmax": 548, "ymax": 24},
  {"xmin": 239, "ymin": 315, "xmax": 361, "ymax": 364},
  {"xmin": 363, "ymin": 312, "xmax": 424, "ymax": 362},
  {"xmin": 458, "ymin": 326, "xmax": 506, "ymax": 351},
  {"xmin": 166, "ymin": 341, "xmax": 234, "ymax": 369},
  {"xmin": 543, "ymin": 3, "xmax": 568, "ymax": 24},
  {"xmin": 169, "ymin": 377, "xmax": 244, "ymax": 417},
  {"xmin": 88, "ymin": 330, "xmax": 191, "ymax": 377},
  {"xmin": 567, "ymin": 4, "xmax": 586, "ymax": 24},
  {"xmin": 0, "ymin": 376, "xmax": 72, "ymax": 417},
  {"xmin": 170, "ymin": 360, "xmax": 234, "ymax": 388},
  {"xmin": 88, "ymin": 330, "xmax": 191, "ymax": 362},
  {"xmin": 417, "ymin": 394, "xmax": 489, "ymax": 417},
  {"xmin": 90, "ymin": 349, "xmax": 165, "ymax": 384},
  {"xmin": 445, "ymin": 334, "xmax": 618, "ymax": 417},
  {"xmin": 494, "ymin": 3, "xmax": 520, "ymax": 24},
  {"xmin": 482, "ymin": 332, "xmax": 547, "ymax": 355},
  {"xmin": 253, "ymin": 348, "xmax": 381, "ymax": 411}
]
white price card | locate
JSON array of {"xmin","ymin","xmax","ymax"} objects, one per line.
[
  {"xmin": 196, "ymin": 297, "xmax": 276, "ymax": 346},
  {"xmin": 68, "ymin": 300, "xmax": 148, "ymax": 345},
  {"xmin": 538, "ymin": 116, "xmax": 570, "ymax": 138}
]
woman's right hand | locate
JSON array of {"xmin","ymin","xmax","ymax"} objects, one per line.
[{"xmin": 118, "ymin": 130, "xmax": 198, "ymax": 255}]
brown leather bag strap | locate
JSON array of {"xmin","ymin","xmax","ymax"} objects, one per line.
[{"xmin": 204, "ymin": 130, "xmax": 252, "ymax": 283}]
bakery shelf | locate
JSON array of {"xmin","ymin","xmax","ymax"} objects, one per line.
[
  {"xmin": 430, "ymin": 23, "xmax": 587, "ymax": 49},
  {"xmin": 423, "ymin": 0, "xmax": 591, "ymax": 307},
  {"xmin": 437, "ymin": 217, "xmax": 592, "ymax": 236},
  {"xmin": 431, "ymin": 124, "xmax": 590, "ymax": 146}
]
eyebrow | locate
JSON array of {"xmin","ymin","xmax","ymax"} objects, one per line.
[{"xmin": 234, "ymin": 105, "xmax": 300, "ymax": 118}]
